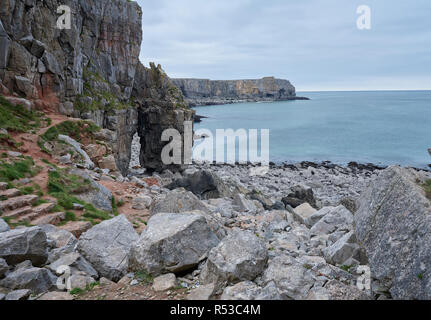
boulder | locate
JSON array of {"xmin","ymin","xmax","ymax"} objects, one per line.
[
  {"xmin": 5, "ymin": 289, "xmax": 31, "ymax": 301},
  {"xmin": 48, "ymin": 252, "xmax": 98, "ymax": 279},
  {"xmin": 152, "ymin": 273, "xmax": 177, "ymax": 292},
  {"xmin": 307, "ymin": 280, "xmax": 371, "ymax": 300},
  {"xmin": 281, "ymin": 185, "xmax": 317, "ymax": 208},
  {"xmin": 0, "ymin": 227, "xmax": 48, "ymax": 266},
  {"xmin": 166, "ymin": 170, "xmax": 238, "ymax": 199},
  {"xmin": 310, "ymin": 205, "xmax": 353, "ymax": 237},
  {"xmin": 77, "ymin": 215, "xmax": 139, "ymax": 282},
  {"xmin": 69, "ymin": 273, "xmax": 95, "ymax": 290},
  {"xmin": 131, "ymin": 195, "xmax": 152, "ymax": 210},
  {"xmin": 221, "ymin": 281, "xmax": 282, "ymax": 300},
  {"xmin": 233, "ymin": 194, "xmax": 257, "ymax": 213},
  {"xmin": 262, "ymin": 255, "xmax": 314, "ymax": 300},
  {"xmin": 0, "ymin": 219, "xmax": 9, "ymax": 233},
  {"xmin": 292, "ymin": 203, "xmax": 317, "ymax": 225},
  {"xmin": 68, "ymin": 168, "xmax": 113, "ymax": 212},
  {"xmin": 58, "ymin": 135, "xmax": 95, "ymax": 170},
  {"xmin": 200, "ymin": 230, "xmax": 268, "ymax": 288},
  {"xmin": 323, "ymin": 231, "xmax": 367, "ymax": 266},
  {"xmin": 150, "ymin": 189, "xmax": 208, "ymax": 215},
  {"xmin": 98, "ymin": 155, "xmax": 118, "ymax": 171},
  {"xmin": 129, "ymin": 212, "xmax": 219, "ymax": 275},
  {"xmin": 0, "ymin": 267, "xmax": 56, "ymax": 294},
  {"xmin": 355, "ymin": 166, "xmax": 431, "ymax": 300},
  {"xmin": 187, "ymin": 283, "xmax": 216, "ymax": 300},
  {"xmin": 83, "ymin": 144, "xmax": 107, "ymax": 164}
]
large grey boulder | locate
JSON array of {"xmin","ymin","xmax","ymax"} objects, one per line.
[
  {"xmin": 166, "ymin": 170, "xmax": 240, "ymax": 199},
  {"xmin": 69, "ymin": 168, "xmax": 113, "ymax": 213},
  {"xmin": 262, "ymin": 255, "xmax": 314, "ymax": 300},
  {"xmin": 150, "ymin": 188, "xmax": 208, "ymax": 214},
  {"xmin": 5, "ymin": 289, "xmax": 31, "ymax": 301},
  {"xmin": 150, "ymin": 189, "xmax": 226, "ymax": 239},
  {"xmin": 39, "ymin": 225, "xmax": 77, "ymax": 263},
  {"xmin": 323, "ymin": 231, "xmax": 367, "ymax": 266},
  {"xmin": 355, "ymin": 166, "xmax": 431, "ymax": 300},
  {"xmin": 0, "ymin": 267, "xmax": 56, "ymax": 294},
  {"xmin": 0, "ymin": 219, "xmax": 9, "ymax": 233},
  {"xmin": 200, "ymin": 230, "xmax": 268, "ymax": 288},
  {"xmin": 77, "ymin": 215, "xmax": 139, "ymax": 282},
  {"xmin": 310, "ymin": 205, "xmax": 353, "ymax": 237},
  {"xmin": 48, "ymin": 252, "xmax": 98, "ymax": 279},
  {"xmin": 0, "ymin": 227, "xmax": 48, "ymax": 266},
  {"xmin": 281, "ymin": 185, "xmax": 317, "ymax": 209},
  {"xmin": 129, "ymin": 212, "xmax": 219, "ymax": 275}
]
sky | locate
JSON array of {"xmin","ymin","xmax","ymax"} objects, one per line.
[{"xmin": 136, "ymin": 0, "xmax": 431, "ymax": 91}]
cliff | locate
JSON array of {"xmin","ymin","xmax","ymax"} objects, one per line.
[
  {"xmin": 171, "ymin": 77, "xmax": 307, "ymax": 106},
  {"xmin": 0, "ymin": 0, "xmax": 192, "ymax": 174}
]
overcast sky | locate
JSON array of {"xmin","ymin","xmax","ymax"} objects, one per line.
[{"xmin": 136, "ymin": 0, "xmax": 431, "ymax": 91}]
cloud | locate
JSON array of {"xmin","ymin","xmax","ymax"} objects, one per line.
[{"xmin": 136, "ymin": 0, "xmax": 431, "ymax": 90}]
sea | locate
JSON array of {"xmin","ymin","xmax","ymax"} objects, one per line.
[{"xmin": 193, "ymin": 90, "xmax": 431, "ymax": 169}]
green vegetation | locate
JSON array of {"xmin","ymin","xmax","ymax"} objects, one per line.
[
  {"xmin": 70, "ymin": 282, "xmax": 100, "ymax": 296},
  {"xmin": 40, "ymin": 120, "xmax": 100, "ymax": 143},
  {"xmin": 340, "ymin": 265, "xmax": 353, "ymax": 273},
  {"xmin": 303, "ymin": 264, "xmax": 313, "ymax": 270},
  {"xmin": 423, "ymin": 180, "xmax": 431, "ymax": 200},
  {"xmin": 418, "ymin": 273, "xmax": 424, "ymax": 280},
  {"xmin": 0, "ymin": 95, "xmax": 44, "ymax": 132},
  {"xmin": 74, "ymin": 68, "xmax": 133, "ymax": 113},
  {"xmin": 134, "ymin": 270, "xmax": 153, "ymax": 285},
  {"xmin": 0, "ymin": 157, "xmax": 37, "ymax": 182},
  {"xmin": 47, "ymin": 167, "xmax": 111, "ymax": 222}
]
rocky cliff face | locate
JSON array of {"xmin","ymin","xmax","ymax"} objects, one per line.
[
  {"xmin": 0, "ymin": 0, "xmax": 192, "ymax": 174},
  {"xmin": 171, "ymin": 77, "xmax": 305, "ymax": 106}
]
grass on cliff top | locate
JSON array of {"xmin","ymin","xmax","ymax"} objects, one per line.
[{"xmin": 47, "ymin": 166, "xmax": 111, "ymax": 222}]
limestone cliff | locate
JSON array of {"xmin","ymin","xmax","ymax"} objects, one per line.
[
  {"xmin": 0, "ymin": 0, "xmax": 192, "ymax": 174},
  {"xmin": 171, "ymin": 77, "xmax": 307, "ymax": 106}
]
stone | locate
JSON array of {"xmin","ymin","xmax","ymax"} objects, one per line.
[
  {"xmin": 0, "ymin": 226, "xmax": 48, "ymax": 266},
  {"xmin": 323, "ymin": 231, "xmax": 367, "ymax": 266},
  {"xmin": 131, "ymin": 195, "xmax": 152, "ymax": 210},
  {"xmin": 281, "ymin": 185, "xmax": 317, "ymax": 208},
  {"xmin": 307, "ymin": 280, "xmax": 370, "ymax": 300},
  {"xmin": 166, "ymin": 170, "xmax": 238, "ymax": 199},
  {"xmin": 48, "ymin": 252, "xmax": 98, "ymax": 279},
  {"xmin": 0, "ymin": 218, "xmax": 9, "ymax": 233},
  {"xmin": 0, "ymin": 267, "xmax": 56, "ymax": 294},
  {"xmin": 60, "ymin": 221, "xmax": 92, "ymax": 238},
  {"xmin": 200, "ymin": 230, "xmax": 268, "ymax": 288},
  {"xmin": 233, "ymin": 194, "xmax": 256, "ymax": 213},
  {"xmin": 292, "ymin": 203, "xmax": 317, "ymax": 224},
  {"xmin": 221, "ymin": 281, "xmax": 282, "ymax": 300},
  {"xmin": 129, "ymin": 212, "xmax": 219, "ymax": 275},
  {"xmin": 304, "ymin": 206, "xmax": 333, "ymax": 228},
  {"xmin": 84, "ymin": 144, "xmax": 107, "ymax": 163},
  {"xmin": 310, "ymin": 205, "xmax": 353, "ymax": 237},
  {"xmin": 69, "ymin": 273, "xmax": 95, "ymax": 290},
  {"xmin": 150, "ymin": 189, "xmax": 208, "ymax": 214},
  {"xmin": 187, "ymin": 283, "xmax": 216, "ymax": 300},
  {"xmin": 152, "ymin": 273, "xmax": 177, "ymax": 292},
  {"xmin": 338, "ymin": 197, "xmax": 359, "ymax": 214},
  {"xmin": 68, "ymin": 168, "xmax": 113, "ymax": 212},
  {"xmin": 5, "ymin": 289, "xmax": 31, "ymax": 300},
  {"xmin": 0, "ymin": 258, "xmax": 8, "ymax": 277},
  {"xmin": 98, "ymin": 155, "xmax": 118, "ymax": 171},
  {"xmin": 262, "ymin": 255, "xmax": 314, "ymax": 300},
  {"xmin": 355, "ymin": 166, "xmax": 431, "ymax": 300},
  {"xmin": 38, "ymin": 291, "xmax": 74, "ymax": 300},
  {"xmin": 32, "ymin": 212, "xmax": 66, "ymax": 226},
  {"xmin": 99, "ymin": 277, "xmax": 115, "ymax": 286},
  {"xmin": 77, "ymin": 215, "xmax": 139, "ymax": 282},
  {"xmin": 58, "ymin": 135, "xmax": 95, "ymax": 170}
]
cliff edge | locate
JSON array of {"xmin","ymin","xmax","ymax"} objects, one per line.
[{"xmin": 171, "ymin": 77, "xmax": 308, "ymax": 106}]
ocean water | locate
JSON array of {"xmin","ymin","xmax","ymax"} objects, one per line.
[{"xmin": 193, "ymin": 91, "xmax": 431, "ymax": 168}]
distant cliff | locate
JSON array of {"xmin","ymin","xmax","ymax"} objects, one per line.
[{"xmin": 171, "ymin": 77, "xmax": 308, "ymax": 106}]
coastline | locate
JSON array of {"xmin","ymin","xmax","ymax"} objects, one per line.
[{"xmin": 190, "ymin": 96, "xmax": 310, "ymax": 107}]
